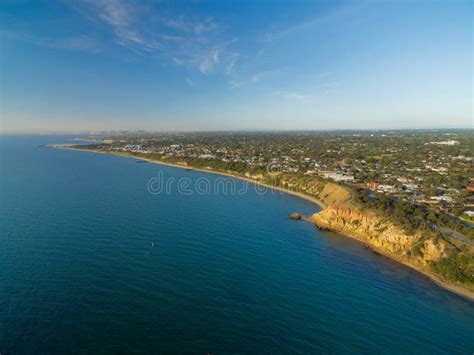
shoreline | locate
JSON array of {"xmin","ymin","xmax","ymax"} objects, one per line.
[
  {"xmin": 53, "ymin": 145, "xmax": 473, "ymax": 302},
  {"xmin": 56, "ymin": 146, "xmax": 327, "ymax": 210},
  {"xmin": 314, "ymin": 226, "xmax": 474, "ymax": 302}
]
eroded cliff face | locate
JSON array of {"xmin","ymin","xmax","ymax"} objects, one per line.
[
  {"xmin": 308, "ymin": 200, "xmax": 474, "ymax": 298},
  {"xmin": 310, "ymin": 203, "xmax": 448, "ymax": 268}
]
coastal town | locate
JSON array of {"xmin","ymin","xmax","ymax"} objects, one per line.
[{"xmin": 77, "ymin": 130, "xmax": 474, "ymax": 230}]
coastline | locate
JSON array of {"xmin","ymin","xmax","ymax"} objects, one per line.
[
  {"xmin": 56, "ymin": 146, "xmax": 327, "ymax": 210},
  {"xmin": 316, "ymin": 227, "xmax": 474, "ymax": 302},
  {"xmin": 53, "ymin": 145, "xmax": 473, "ymax": 302}
]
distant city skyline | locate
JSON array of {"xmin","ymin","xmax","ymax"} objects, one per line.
[{"xmin": 1, "ymin": 0, "xmax": 472, "ymax": 132}]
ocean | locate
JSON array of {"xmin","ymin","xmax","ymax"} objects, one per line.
[{"xmin": 0, "ymin": 135, "xmax": 473, "ymax": 353}]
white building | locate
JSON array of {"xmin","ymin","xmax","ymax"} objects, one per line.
[
  {"xmin": 378, "ymin": 185, "xmax": 396, "ymax": 193},
  {"xmin": 428, "ymin": 140, "xmax": 459, "ymax": 146},
  {"xmin": 322, "ymin": 171, "xmax": 355, "ymax": 182},
  {"xmin": 430, "ymin": 195, "xmax": 453, "ymax": 203}
]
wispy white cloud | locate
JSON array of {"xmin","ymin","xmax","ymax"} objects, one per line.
[
  {"xmin": 225, "ymin": 53, "xmax": 240, "ymax": 75},
  {"xmin": 159, "ymin": 15, "xmax": 218, "ymax": 35},
  {"xmin": 68, "ymin": 0, "xmax": 240, "ymax": 75},
  {"xmin": 229, "ymin": 80, "xmax": 242, "ymax": 89},
  {"xmin": 172, "ymin": 57, "xmax": 184, "ymax": 65},
  {"xmin": 73, "ymin": 0, "xmax": 162, "ymax": 51},
  {"xmin": 273, "ymin": 90, "xmax": 309, "ymax": 100},
  {"xmin": 227, "ymin": 68, "xmax": 283, "ymax": 89},
  {"xmin": 4, "ymin": 0, "xmax": 244, "ymax": 78},
  {"xmin": 185, "ymin": 77, "xmax": 195, "ymax": 87},
  {"xmin": 251, "ymin": 69, "xmax": 281, "ymax": 83},
  {"xmin": 262, "ymin": 2, "xmax": 365, "ymax": 43},
  {"xmin": 7, "ymin": 0, "xmax": 324, "ymax": 82},
  {"xmin": 196, "ymin": 48, "xmax": 220, "ymax": 73}
]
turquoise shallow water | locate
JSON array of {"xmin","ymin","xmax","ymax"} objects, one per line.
[{"xmin": 0, "ymin": 135, "xmax": 473, "ymax": 353}]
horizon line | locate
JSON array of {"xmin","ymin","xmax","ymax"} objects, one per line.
[{"xmin": 1, "ymin": 127, "xmax": 473, "ymax": 135}]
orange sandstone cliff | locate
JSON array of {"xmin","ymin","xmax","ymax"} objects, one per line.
[{"xmin": 304, "ymin": 182, "xmax": 474, "ymax": 300}]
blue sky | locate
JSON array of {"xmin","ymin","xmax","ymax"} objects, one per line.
[{"xmin": 1, "ymin": 0, "xmax": 472, "ymax": 132}]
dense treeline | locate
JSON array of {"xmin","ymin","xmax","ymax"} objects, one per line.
[{"xmin": 355, "ymin": 188, "xmax": 474, "ymax": 239}]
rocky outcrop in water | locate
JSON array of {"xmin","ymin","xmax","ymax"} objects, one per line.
[{"xmin": 289, "ymin": 213, "xmax": 302, "ymax": 220}]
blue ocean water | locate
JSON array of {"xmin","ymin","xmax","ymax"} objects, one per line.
[{"xmin": 0, "ymin": 135, "xmax": 473, "ymax": 353}]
